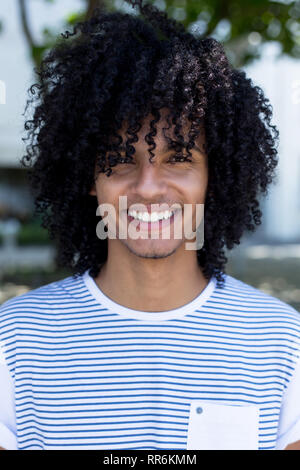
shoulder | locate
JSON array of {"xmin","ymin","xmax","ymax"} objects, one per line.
[
  {"xmin": 0, "ymin": 273, "xmax": 81, "ymax": 380},
  {"xmin": 0, "ymin": 273, "xmax": 84, "ymax": 324},
  {"xmin": 214, "ymin": 272, "xmax": 300, "ymax": 362},
  {"xmin": 212, "ymin": 273, "xmax": 300, "ymax": 342},
  {"xmin": 217, "ymin": 272, "xmax": 300, "ymax": 321}
]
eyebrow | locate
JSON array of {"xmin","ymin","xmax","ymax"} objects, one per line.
[
  {"xmin": 162, "ymin": 142, "xmax": 204, "ymax": 153},
  {"xmin": 118, "ymin": 142, "xmax": 204, "ymax": 154}
]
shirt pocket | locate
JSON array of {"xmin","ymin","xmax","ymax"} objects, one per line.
[{"xmin": 187, "ymin": 400, "xmax": 260, "ymax": 450}]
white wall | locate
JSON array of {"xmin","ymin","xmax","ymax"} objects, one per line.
[
  {"xmin": 245, "ymin": 42, "xmax": 300, "ymax": 241},
  {"xmin": 0, "ymin": 0, "xmax": 82, "ymax": 167}
]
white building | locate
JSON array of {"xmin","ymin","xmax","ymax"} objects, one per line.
[{"xmin": 244, "ymin": 43, "xmax": 300, "ymax": 242}]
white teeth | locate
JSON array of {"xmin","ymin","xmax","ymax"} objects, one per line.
[{"xmin": 128, "ymin": 210, "xmax": 174, "ymax": 222}]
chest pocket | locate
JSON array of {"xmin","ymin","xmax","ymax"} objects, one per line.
[{"xmin": 187, "ymin": 400, "xmax": 260, "ymax": 450}]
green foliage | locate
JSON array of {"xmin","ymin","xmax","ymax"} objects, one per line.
[
  {"xmin": 32, "ymin": 44, "xmax": 50, "ymax": 67},
  {"xmin": 65, "ymin": 11, "xmax": 86, "ymax": 26},
  {"xmin": 156, "ymin": 0, "xmax": 300, "ymax": 66},
  {"xmin": 17, "ymin": 219, "xmax": 53, "ymax": 246}
]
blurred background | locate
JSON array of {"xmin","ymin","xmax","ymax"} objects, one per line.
[{"xmin": 0, "ymin": 0, "xmax": 300, "ymax": 310}]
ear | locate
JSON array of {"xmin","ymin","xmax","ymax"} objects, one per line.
[
  {"xmin": 89, "ymin": 162, "xmax": 99, "ymax": 196},
  {"xmin": 89, "ymin": 183, "xmax": 97, "ymax": 196}
]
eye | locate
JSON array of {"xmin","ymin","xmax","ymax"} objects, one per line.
[
  {"xmin": 167, "ymin": 154, "xmax": 193, "ymax": 164},
  {"xmin": 115, "ymin": 156, "xmax": 135, "ymax": 165}
]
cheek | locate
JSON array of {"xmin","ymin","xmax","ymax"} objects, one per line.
[
  {"xmin": 94, "ymin": 177, "xmax": 124, "ymax": 205},
  {"xmin": 179, "ymin": 171, "xmax": 208, "ymax": 201}
]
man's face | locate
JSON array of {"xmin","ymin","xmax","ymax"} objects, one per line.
[{"xmin": 89, "ymin": 109, "xmax": 208, "ymax": 260}]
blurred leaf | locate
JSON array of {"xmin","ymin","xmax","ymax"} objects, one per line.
[
  {"xmin": 65, "ymin": 11, "xmax": 86, "ymax": 25},
  {"xmin": 17, "ymin": 220, "xmax": 53, "ymax": 246},
  {"xmin": 146, "ymin": 0, "xmax": 300, "ymax": 66},
  {"xmin": 31, "ymin": 44, "xmax": 50, "ymax": 66}
]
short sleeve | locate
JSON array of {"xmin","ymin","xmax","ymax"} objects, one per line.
[
  {"xmin": 0, "ymin": 345, "xmax": 18, "ymax": 450},
  {"xmin": 275, "ymin": 355, "xmax": 300, "ymax": 450}
]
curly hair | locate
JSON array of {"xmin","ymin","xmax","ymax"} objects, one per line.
[{"xmin": 21, "ymin": 0, "xmax": 279, "ymax": 288}]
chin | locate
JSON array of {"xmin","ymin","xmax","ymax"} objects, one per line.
[{"xmin": 124, "ymin": 239, "xmax": 180, "ymax": 259}]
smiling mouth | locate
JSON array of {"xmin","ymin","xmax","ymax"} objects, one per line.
[
  {"xmin": 126, "ymin": 210, "xmax": 179, "ymax": 234},
  {"xmin": 127, "ymin": 209, "xmax": 175, "ymax": 222}
]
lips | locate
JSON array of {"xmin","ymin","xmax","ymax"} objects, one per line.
[
  {"xmin": 129, "ymin": 204, "xmax": 168, "ymax": 214},
  {"xmin": 127, "ymin": 210, "xmax": 177, "ymax": 233},
  {"xmin": 127, "ymin": 203, "xmax": 182, "ymax": 215}
]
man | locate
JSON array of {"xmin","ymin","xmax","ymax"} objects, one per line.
[{"xmin": 0, "ymin": 0, "xmax": 300, "ymax": 450}]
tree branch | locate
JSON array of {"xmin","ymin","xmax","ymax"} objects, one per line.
[
  {"xmin": 18, "ymin": 0, "xmax": 36, "ymax": 50},
  {"xmin": 85, "ymin": 0, "xmax": 106, "ymax": 21}
]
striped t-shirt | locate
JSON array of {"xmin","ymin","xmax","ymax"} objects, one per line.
[{"xmin": 0, "ymin": 269, "xmax": 300, "ymax": 450}]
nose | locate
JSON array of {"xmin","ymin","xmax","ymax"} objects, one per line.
[{"xmin": 131, "ymin": 159, "xmax": 167, "ymax": 200}]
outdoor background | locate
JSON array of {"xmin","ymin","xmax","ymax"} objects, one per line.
[{"xmin": 0, "ymin": 0, "xmax": 300, "ymax": 311}]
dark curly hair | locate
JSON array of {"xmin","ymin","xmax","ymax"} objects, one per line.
[{"xmin": 21, "ymin": 0, "xmax": 279, "ymax": 288}]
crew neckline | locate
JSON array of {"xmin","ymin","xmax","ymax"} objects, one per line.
[{"xmin": 82, "ymin": 269, "xmax": 217, "ymax": 321}]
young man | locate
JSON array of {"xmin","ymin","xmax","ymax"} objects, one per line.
[{"xmin": 0, "ymin": 0, "xmax": 300, "ymax": 450}]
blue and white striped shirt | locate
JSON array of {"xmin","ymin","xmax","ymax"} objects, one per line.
[{"xmin": 0, "ymin": 269, "xmax": 300, "ymax": 450}]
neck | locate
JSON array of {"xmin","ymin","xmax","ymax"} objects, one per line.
[{"xmin": 93, "ymin": 241, "xmax": 210, "ymax": 312}]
